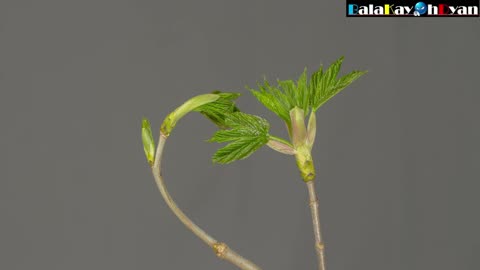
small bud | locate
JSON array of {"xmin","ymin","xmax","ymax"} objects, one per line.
[
  {"xmin": 142, "ymin": 117, "xmax": 156, "ymax": 166},
  {"xmin": 160, "ymin": 94, "xmax": 220, "ymax": 136}
]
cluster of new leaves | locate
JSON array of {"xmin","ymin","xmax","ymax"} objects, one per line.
[
  {"xmin": 249, "ymin": 70, "xmax": 309, "ymax": 125},
  {"xmin": 209, "ymin": 112, "xmax": 270, "ymax": 164},
  {"xmin": 249, "ymin": 57, "xmax": 366, "ymax": 127}
]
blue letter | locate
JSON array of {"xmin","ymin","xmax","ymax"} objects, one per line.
[{"xmin": 349, "ymin": 4, "xmax": 358, "ymax": 15}]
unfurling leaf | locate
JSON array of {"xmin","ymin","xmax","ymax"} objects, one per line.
[
  {"xmin": 195, "ymin": 91, "xmax": 241, "ymax": 129},
  {"xmin": 142, "ymin": 117, "xmax": 155, "ymax": 166},
  {"xmin": 209, "ymin": 112, "xmax": 270, "ymax": 164}
]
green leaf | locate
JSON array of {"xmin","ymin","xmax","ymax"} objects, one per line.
[
  {"xmin": 141, "ymin": 117, "xmax": 155, "ymax": 166},
  {"xmin": 194, "ymin": 91, "xmax": 240, "ymax": 129},
  {"xmin": 212, "ymin": 138, "xmax": 267, "ymax": 164},
  {"xmin": 249, "ymin": 80, "xmax": 291, "ymax": 124},
  {"xmin": 310, "ymin": 57, "xmax": 367, "ymax": 111},
  {"xmin": 209, "ymin": 112, "xmax": 270, "ymax": 164},
  {"xmin": 296, "ymin": 68, "xmax": 309, "ymax": 113},
  {"xmin": 333, "ymin": 70, "xmax": 367, "ymax": 94}
]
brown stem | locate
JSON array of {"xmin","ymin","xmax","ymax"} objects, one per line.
[
  {"xmin": 151, "ymin": 134, "xmax": 261, "ymax": 270},
  {"xmin": 306, "ymin": 181, "xmax": 326, "ymax": 270}
]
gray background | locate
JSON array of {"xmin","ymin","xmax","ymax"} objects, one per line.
[{"xmin": 1, "ymin": 1, "xmax": 479, "ymax": 269}]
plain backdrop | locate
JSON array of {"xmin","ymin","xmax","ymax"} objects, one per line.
[{"xmin": 1, "ymin": 1, "xmax": 479, "ymax": 270}]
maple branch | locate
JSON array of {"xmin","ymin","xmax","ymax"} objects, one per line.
[
  {"xmin": 306, "ymin": 180, "xmax": 326, "ymax": 270},
  {"xmin": 150, "ymin": 133, "xmax": 261, "ymax": 270}
]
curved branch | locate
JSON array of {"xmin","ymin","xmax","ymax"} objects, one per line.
[{"xmin": 151, "ymin": 133, "xmax": 261, "ymax": 270}]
